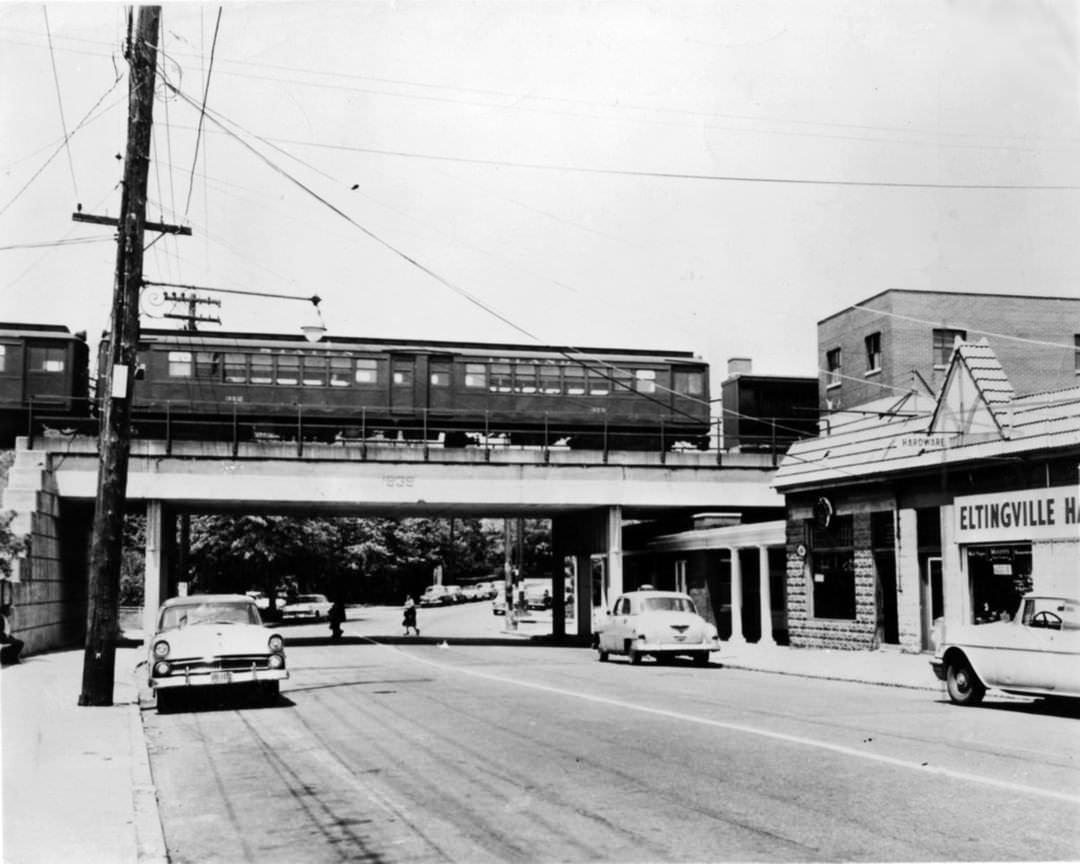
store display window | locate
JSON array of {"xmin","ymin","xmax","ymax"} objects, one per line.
[{"xmin": 967, "ymin": 544, "xmax": 1032, "ymax": 624}]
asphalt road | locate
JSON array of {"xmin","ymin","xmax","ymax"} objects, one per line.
[{"xmin": 143, "ymin": 604, "xmax": 1080, "ymax": 863}]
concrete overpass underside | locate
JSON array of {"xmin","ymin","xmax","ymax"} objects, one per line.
[{"xmin": 3, "ymin": 437, "xmax": 784, "ymax": 651}]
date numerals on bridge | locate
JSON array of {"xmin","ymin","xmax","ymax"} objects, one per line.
[{"xmin": 382, "ymin": 475, "xmax": 415, "ymax": 488}]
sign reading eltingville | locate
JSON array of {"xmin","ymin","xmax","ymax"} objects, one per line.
[{"xmin": 955, "ymin": 488, "xmax": 1080, "ymax": 543}]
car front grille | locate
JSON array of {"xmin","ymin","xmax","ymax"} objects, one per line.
[{"xmin": 157, "ymin": 654, "xmax": 279, "ymax": 676}]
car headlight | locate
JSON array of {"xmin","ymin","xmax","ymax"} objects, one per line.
[
  {"xmin": 153, "ymin": 660, "xmax": 171, "ymax": 676},
  {"xmin": 268, "ymin": 653, "xmax": 284, "ymax": 669},
  {"xmin": 268, "ymin": 634, "xmax": 284, "ymax": 653},
  {"xmin": 153, "ymin": 640, "xmax": 170, "ymax": 659}
]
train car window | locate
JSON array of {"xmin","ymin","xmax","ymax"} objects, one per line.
[
  {"xmin": 564, "ymin": 365, "xmax": 586, "ymax": 395},
  {"xmin": 392, "ymin": 364, "xmax": 413, "ymax": 386},
  {"xmin": 633, "ymin": 369, "xmax": 656, "ymax": 394},
  {"xmin": 464, "ymin": 363, "xmax": 486, "ymax": 389},
  {"xmin": 0, "ymin": 345, "xmax": 6, "ymax": 372},
  {"xmin": 588, "ymin": 368, "xmax": 610, "ymax": 396},
  {"xmin": 674, "ymin": 370, "xmax": 703, "ymax": 396},
  {"xmin": 491, "ymin": 363, "xmax": 512, "ymax": 392},
  {"xmin": 250, "ymin": 354, "xmax": 273, "ymax": 384},
  {"xmin": 195, "ymin": 352, "xmax": 221, "ymax": 380},
  {"xmin": 330, "ymin": 357, "xmax": 351, "ymax": 387},
  {"xmin": 29, "ymin": 346, "xmax": 65, "ymax": 373},
  {"xmin": 166, "ymin": 352, "xmax": 193, "ymax": 378},
  {"xmin": 277, "ymin": 355, "xmax": 300, "ymax": 385},
  {"xmin": 355, "ymin": 359, "xmax": 378, "ymax": 385},
  {"xmin": 303, "ymin": 356, "xmax": 327, "ymax": 387},
  {"xmin": 514, "ymin": 364, "xmax": 537, "ymax": 393},
  {"xmin": 611, "ymin": 368, "xmax": 632, "ymax": 393},
  {"xmin": 430, "ymin": 361, "xmax": 451, "ymax": 387},
  {"xmin": 224, "ymin": 353, "xmax": 248, "ymax": 383},
  {"xmin": 539, "ymin": 365, "xmax": 561, "ymax": 394}
]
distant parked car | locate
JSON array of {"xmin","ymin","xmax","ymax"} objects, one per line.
[
  {"xmin": 447, "ymin": 585, "xmax": 466, "ymax": 604},
  {"xmin": 595, "ymin": 590, "xmax": 720, "ymax": 665},
  {"xmin": 245, "ymin": 590, "xmax": 270, "ymax": 611},
  {"xmin": 525, "ymin": 584, "xmax": 552, "ymax": 610},
  {"xmin": 280, "ymin": 593, "xmax": 333, "ymax": 621},
  {"xmin": 931, "ymin": 594, "xmax": 1080, "ymax": 705},
  {"xmin": 148, "ymin": 594, "xmax": 287, "ymax": 712},
  {"xmin": 420, "ymin": 585, "xmax": 453, "ymax": 607}
]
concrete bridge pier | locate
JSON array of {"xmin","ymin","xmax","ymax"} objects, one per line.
[
  {"xmin": 552, "ymin": 505, "xmax": 624, "ymax": 641},
  {"xmin": 142, "ymin": 500, "xmax": 177, "ymax": 638}
]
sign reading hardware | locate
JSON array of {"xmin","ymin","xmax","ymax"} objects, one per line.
[{"xmin": 955, "ymin": 489, "xmax": 1080, "ymax": 543}]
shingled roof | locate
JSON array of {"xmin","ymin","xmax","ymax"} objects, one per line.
[{"xmin": 774, "ymin": 340, "xmax": 1080, "ymax": 492}]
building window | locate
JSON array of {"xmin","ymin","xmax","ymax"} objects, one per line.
[
  {"xmin": 933, "ymin": 328, "xmax": 966, "ymax": 367},
  {"xmin": 30, "ymin": 346, "xmax": 66, "ymax": 373},
  {"xmin": 464, "ymin": 363, "xmax": 486, "ymax": 389},
  {"xmin": 354, "ymin": 359, "xmax": 378, "ymax": 385},
  {"xmin": 864, "ymin": 332, "xmax": 881, "ymax": 374},
  {"xmin": 167, "ymin": 351, "xmax": 192, "ymax": 378},
  {"xmin": 825, "ymin": 348, "xmax": 841, "ymax": 388},
  {"xmin": 809, "ymin": 514, "xmax": 855, "ymax": 620}
]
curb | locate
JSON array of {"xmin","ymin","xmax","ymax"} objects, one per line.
[
  {"xmin": 129, "ymin": 665, "xmax": 168, "ymax": 864},
  {"xmin": 721, "ymin": 660, "xmax": 941, "ymax": 691}
]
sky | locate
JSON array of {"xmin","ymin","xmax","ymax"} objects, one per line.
[{"xmin": 2, "ymin": 1, "xmax": 1079, "ymax": 383}]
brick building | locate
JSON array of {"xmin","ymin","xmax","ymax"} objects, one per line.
[
  {"xmin": 817, "ymin": 290, "xmax": 1080, "ymax": 413},
  {"xmin": 775, "ymin": 341, "xmax": 1080, "ymax": 653}
]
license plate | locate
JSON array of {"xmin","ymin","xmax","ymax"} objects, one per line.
[{"xmin": 210, "ymin": 671, "xmax": 232, "ymax": 684}]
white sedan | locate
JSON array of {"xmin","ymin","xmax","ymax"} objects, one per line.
[
  {"xmin": 148, "ymin": 594, "xmax": 288, "ymax": 711},
  {"xmin": 280, "ymin": 593, "xmax": 334, "ymax": 621},
  {"xmin": 931, "ymin": 594, "xmax": 1080, "ymax": 705},
  {"xmin": 595, "ymin": 589, "xmax": 721, "ymax": 665}
]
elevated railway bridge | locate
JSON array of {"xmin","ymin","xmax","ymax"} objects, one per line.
[{"xmin": 2, "ymin": 435, "xmax": 787, "ymax": 654}]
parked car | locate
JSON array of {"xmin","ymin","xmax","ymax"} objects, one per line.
[
  {"xmin": 525, "ymin": 583, "xmax": 552, "ymax": 610},
  {"xmin": 595, "ymin": 590, "xmax": 720, "ymax": 665},
  {"xmin": 447, "ymin": 585, "xmax": 466, "ymax": 604},
  {"xmin": 420, "ymin": 585, "xmax": 453, "ymax": 606},
  {"xmin": 280, "ymin": 593, "xmax": 333, "ymax": 621},
  {"xmin": 147, "ymin": 594, "xmax": 287, "ymax": 712},
  {"xmin": 492, "ymin": 586, "xmax": 507, "ymax": 615},
  {"xmin": 931, "ymin": 594, "xmax": 1080, "ymax": 705},
  {"xmin": 245, "ymin": 590, "xmax": 270, "ymax": 611}
]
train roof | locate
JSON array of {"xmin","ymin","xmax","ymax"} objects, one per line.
[
  {"xmin": 134, "ymin": 328, "xmax": 708, "ymax": 366},
  {"xmin": 0, "ymin": 323, "xmax": 83, "ymax": 339}
]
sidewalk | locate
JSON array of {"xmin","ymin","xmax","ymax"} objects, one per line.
[
  {"xmin": 0, "ymin": 637, "xmax": 939, "ymax": 864},
  {"xmin": 0, "ymin": 647, "xmax": 167, "ymax": 864}
]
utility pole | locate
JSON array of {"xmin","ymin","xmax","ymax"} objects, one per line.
[{"xmin": 79, "ymin": 6, "xmax": 164, "ymax": 706}]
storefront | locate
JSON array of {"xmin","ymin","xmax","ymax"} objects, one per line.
[{"xmin": 774, "ymin": 341, "xmax": 1080, "ymax": 653}]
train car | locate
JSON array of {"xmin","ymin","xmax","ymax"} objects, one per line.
[
  {"xmin": 0, "ymin": 323, "xmax": 91, "ymax": 447},
  {"xmin": 105, "ymin": 329, "xmax": 712, "ymax": 450},
  {"xmin": 720, "ymin": 361, "xmax": 818, "ymax": 453}
]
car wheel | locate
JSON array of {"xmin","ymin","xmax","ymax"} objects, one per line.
[
  {"xmin": 945, "ymin": 656, "xmax": 985, "ymax": 706},
  {"xmin": 693, "ymin": 652, "xmax": 710, "ymax": 667},
  {"xmin": 262, "ymin": 681, "xmax": 280, "ymax": 704},
  {"xmin": 598, "ymin": 649, "xmax": 609, "ymax": 662},
  {"xmin": 629, "ymin": 648, "xmax": 643, "ymax": 665}
]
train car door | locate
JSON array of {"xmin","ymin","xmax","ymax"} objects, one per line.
[
  {"xmin": 25, "ymin": 338, "xmax": 70, "ymax": 403},
  {"xmin": 388, "ymin": 354, "xmax": 417, "ymax": 414},
  {"xmin": 428, "ymin": 357, "xmax": 453, "ymax": 412}
]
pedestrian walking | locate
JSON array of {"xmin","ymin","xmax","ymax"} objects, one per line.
[
  {"xmin": 402, "ymin": 596, "xmax": 419, "ymax": 636},
  {"xmin": 0, "ymin": 604, "xmax": 24, "ymax": 665},
  {"xmin": 328, "ymin": 601, "xmax": 346, "ymax": 640}
]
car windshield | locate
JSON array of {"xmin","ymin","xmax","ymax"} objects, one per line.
[
  {"xmin": 642, "ymin": 596, "xmax": 696, "ymax": 614},
  {"xmin": 159, "ymin": 601, "xmax": 260, "ymax": 629}
]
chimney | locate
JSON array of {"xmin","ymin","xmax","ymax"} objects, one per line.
[{"xmin": 727, "ymin": 357, "xmax": 752, "ymax": 377}]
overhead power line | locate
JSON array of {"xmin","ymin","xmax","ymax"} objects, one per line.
[{"xmin": 43, "ymin": 7, "xmax": 79, "ymax": 205}]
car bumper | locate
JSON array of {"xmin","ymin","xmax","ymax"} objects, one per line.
[
  {"xmin": 929, "ymin": 658, "xmax": 946, "ymax": 681},
  {"xmin": 152, "ymin": 668, "xmax": 289, "ymax": 689},
  {"xmin": 639, "ymin": 637, "xmax": 720, "ymax": 654}
]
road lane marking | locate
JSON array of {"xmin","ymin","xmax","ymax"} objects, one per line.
[{"xmin": 365, "ymin": 639, "xmax": 1080, "ymax": 807}]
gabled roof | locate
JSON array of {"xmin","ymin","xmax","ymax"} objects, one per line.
[{"xmin": 774, "ymin": 340, "xmax": 1080, "ymax": 492}]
